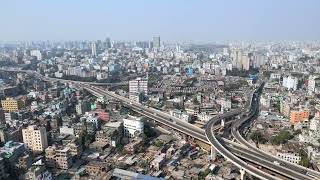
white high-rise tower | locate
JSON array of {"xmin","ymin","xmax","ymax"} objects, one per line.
[{"xmin": 91, "ymin": 42, "xmax": 97, "ymax": 57}]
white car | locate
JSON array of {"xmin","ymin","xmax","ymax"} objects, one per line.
[{"xmin": 273, "ymin": 161, "xmax": 280, "ymax": 165}]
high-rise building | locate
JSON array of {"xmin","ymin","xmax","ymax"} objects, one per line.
[
  {"xmin": 241, "ymin": 54, "xmax": 250, "ymax": 71},
  {"xmin": 176, "ymin": 44, "xmax": 181, "ymax": 52},
  {"xmin": 91, "ymin": 42, "xmax": 97, "ymax": 57},
  {"xmin": 152, "ymin": 36, "xmax": 160, "ymax": 49},
  {"xmin": 231, "ymin": 49, "xmax": 242, "ymax": 70},
  {"xmin": 253, "ymin": 54, "xmax": 266, "ymax": 68},
  {"xmin": 22, "ymin": 125, "xmax": 48, "ymax": 153},
  {"xmin": 105, "ymin": 38, "xmax": 111, "ymax": 49}
]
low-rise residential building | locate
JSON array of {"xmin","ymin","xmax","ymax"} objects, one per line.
[
  {"xmin": 0, "ymin": 157, "xmax": 6, "ymax": 179},
  {"xmin": 151, "ymin": 153, "xmax": 166, "ymax": 170},
  {"xmin": 0, "ymin": 141, "xmax": 25, "ymax": 162},
  {"xmin": 276, "ymin": 151, "xmax": 301, "ymax": 164},
  {"xmin": 1, "ymin": 98, "xmax": 25, "ymax": 112},
  {"xmin": 282, "ymin": 75, "xmax": 298, "ymax": 91},
  {"xmin": 123, "ymin": 115, "xmax": 144, "ymax": 138},
  {"xmin": 75, "ymin": 101, "xmax": 88, "ymax": 115},
  {"xmin": 45, "ymin": 146, "xmax": 72, "ymax": 170},
  {"xmin": 85, "ymin": 161, "xmax": 109, "ymax": 176},
  {"xmin": 197, "ymin": 112, "xmax": 212, "ymax": 122},
  {"xmin": 169, "ymin": 109, "xmax": 191, "ymax": 123},
  {"xmin": 0, "ymin": 125, "xmax": 23, "ymax": 143},
  {"xmin": 290, "ymin": 109, "xmax": 310, "ymax": 124},
  {"xmin": 25, "ymin": 166, "xmax": 52, "ymax": 180},
  {"xmin": 112, "ymin": 168, "xmax": 160, "ymax": 180},
  {"xmin": 17, "ymin": 154, "xmax": 32, "ymax": 171}
]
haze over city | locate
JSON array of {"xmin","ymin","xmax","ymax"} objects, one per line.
[
  {"xmin": 1, "ymin": 0, "xmax": 320, "ymax": 42},
  {"xmin": 1, "ymin": 1, "xmax": 320, "ymax": 180}
]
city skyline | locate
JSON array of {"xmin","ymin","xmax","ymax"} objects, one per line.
[
  {"xmin": 2, "ymin": 1, "xmax": 320, "ymax": 179},
  {"xmin": 1, "ymin": 0, "xmax": 320, "ymax": 42}
]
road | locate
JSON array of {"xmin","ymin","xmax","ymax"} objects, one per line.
[
  {"xmin": 4, "ymin": 68, "xmax": 319, "ymax": 179},
  {"xmin": 88, "ymin": 85, "xmax": 303, "ymax": 179},
  {"xmin": 205, "ymin": 109, "xmax": 287, "ymax": 180},
  {"xmin": 231, "ymin": 83, "xmax": 320, "ymax": 179},
  {"xmin": 0, "ymin": 68, "xmax": 127, "ymax": 86}
]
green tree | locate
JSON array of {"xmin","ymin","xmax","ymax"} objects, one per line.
[
  {"xmin": 144, "ymin": 124, "xmax": 157, "ymax": 138},
  {"xmin": 299, "ymin": 150, "xmax": 310, "ymax": 167},
  {"xmin": 153, "ymin": 141, "xmax": 164, "ymax": 148},
  {"xmin": 276, "ymin": 100, "xmax": 281, "ymax": 113},
  {"xmin": 199, "ymin": 168, "xmax": 211, "ymax": 180},
  {"xmin": 294, "ymin": 129, "xmax": 302, "ymax": 135},
  {"xmin": 271, "ymin": 130, "xmax": 294, "ymax": 145},
  {"xmin": 239, "ymin": 79, "xmax": 248, "ymax": 86},
  {"xmin": 250, "ymin": 131, "xmax": 267, "ymax": 145},
  {"xmin": 193, "ymin": 98, "xmax": 200, "ymax": 105}
]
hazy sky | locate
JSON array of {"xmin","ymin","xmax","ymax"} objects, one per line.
[{"xmin": 0, "ymin": 0, "xmax": 319, "ymax": 42}]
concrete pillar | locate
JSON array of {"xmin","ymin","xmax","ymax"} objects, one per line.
[
  {"xmin": 211, "ymin": 145, "xmax": 217, "ymax": 161},
  {"xmin": 240, "ymin": 169, "xmax": 246, "ymax": 180}
]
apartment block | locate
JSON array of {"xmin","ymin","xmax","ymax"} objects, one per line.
[
  {"xmin": 1, "ymin": 98, "xmax": 24, "ymax": 112},
  {"xmin": 22, "ymin": 125, "xmax": 48, "ymax": 153},
  {"xmin": 45, "ymin": 146, "xmax": 72, "ymax": 170}
]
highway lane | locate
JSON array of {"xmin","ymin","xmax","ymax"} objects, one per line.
[
  {"xmin": 231, "ymin": 83, "xmax": 320, "ymax": 179},
  {"xmin": 3, "ymin": 68, "xmax": 318, "ymax": 179},
  {"xmin": 0, "ymin": 68, "xmax": 126, "ymax": 86},
  {"xmin": 232, "ymin": 130, "xmax": 319, "ymax": 179},
  {"xmin": 87, "ymin": 86, "xmax": 285, "ymax": 179},
  {"xmin": 86, "ymin": 85, "xmax": 208, "ymax": 135},
  {"xmin": 6, "ymin": 69, "xmax": 315, "ymax": 179},
  {"xmin": 206, "ymin": 123, "xmax": 281, "ymax": 180},
  {"xmin": 205, "ymin": 84, "xmax": 316, "ymax": 180},
  {"xmin": 88, "ymin": 85, "xmax": 315, "ymax": 179},
  {"xmin": 225, "ymin": 141, "xmax": 314, "ymax": 180}
]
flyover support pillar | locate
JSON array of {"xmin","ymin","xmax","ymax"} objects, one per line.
[
  {"xmin": 240, "ymin": 169, "xmax": 246, "ymax": 180},
  {"xmin": 210, "ymin": 145, "xmax": 217, "ymax": 161}
]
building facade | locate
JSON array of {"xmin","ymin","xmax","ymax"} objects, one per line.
[
  {"xmin": 1, "ymin": 98, "xmax": 24, "ymax": 112},
  {"xmin": 22, "ymin": 126, "xmax": 48, "ymax": 153},
  {"xmin": 276, "ymin": 152, "xmax": 301, "ymax": 164},
  {"xmin": 290, "ymin": 110, "xmax": 310, "ymax": 124},
  {"xmin": 45, "ymin": 146, "xmax": 72, "ymax": 170},
  {"xmin": 123, "ymin": 116, "xmax": 144, "ymax": 138},
  {"xmin": 283, "ymin": 75, "xmax": 298, "ymax": 91},
  {"xmin": 152, "ymin": 36, "xmax": 160, "ymax": 49}
]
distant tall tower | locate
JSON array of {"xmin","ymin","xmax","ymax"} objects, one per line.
[
  {"xmin": 176, "ymin": 44, "xmax": 181, "ymax": 52},
  {"xmin": 241, "ymin": 53, "xmax": 250, "ymax": 71},
  {"xmin": 231, "ymin": 49, "xmax": 242, "ymax": 70},
  {"xmin": 91, "ymin": 42, "xmax": 97, "ymax": 57},
  {"xmin": 152, "ymin": 36, "xmax": 160, "ymax": 49},
  {"xmin": 105, "ymin": 38, "xmax": 111, "ymax": 49}
]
